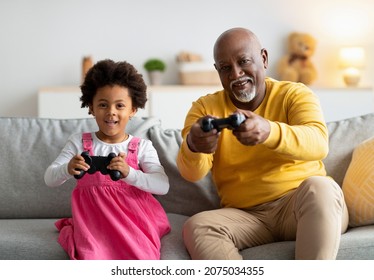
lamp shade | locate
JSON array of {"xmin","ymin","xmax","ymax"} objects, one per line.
[{"xmin": 339, "ymin": 47, "xmax": 365, "ymax": 68}]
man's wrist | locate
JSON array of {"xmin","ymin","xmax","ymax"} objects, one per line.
[{"xmin": 186, "ymin": 133, "xmax": 198, "ymax": 153}]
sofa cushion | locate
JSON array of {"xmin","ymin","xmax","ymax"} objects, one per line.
[
  {"xmin": 0, "ymin": 116, "xmax": 160, "ymax": 219},
  {"xmin": 150, "ymin": 113, "xmax": 374, "ymax": 217},
  {"xmin": 149, "ymin": 126, "xmax": 221, "ymax": 216},
  {"xmin": 160, "ymin": 213, "xmax": 190, "ymax": 259},
  {"xmin": 0, "ymin": 118, "xmax": 97, "ymax": 219},
  {"xmin": 324, "ymin": 113, "xmax": 374, "ymax": 187},
  {"xmin": 0, "ymin": 219, "xmax": 69, "ymax": 259},
  {"xmin": 342, "ymin": 136, "xmax": 374, "ymax": 227},
  {"xmin": 241, "ymin": 225, "xmax": 374, "ymax": 260},
  {"xmin": 0, "ymin": 213, "xmax": 190, "ymax": 260}
]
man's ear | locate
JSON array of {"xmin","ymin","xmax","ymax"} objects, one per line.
[{"xmin": 261, "ymin": 48, "xmax": 269, "ymax": 69}]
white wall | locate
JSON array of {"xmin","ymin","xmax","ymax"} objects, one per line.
[{"xmin": 1, "ymin": 0, "xmax": 373, "ymax": 117}]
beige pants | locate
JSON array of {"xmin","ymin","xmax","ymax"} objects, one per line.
[{"xmin": 183, "ymin": 176, "xmax": 349, "ymax": 260}]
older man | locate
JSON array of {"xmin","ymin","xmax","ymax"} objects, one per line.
[{"xmin": 177, "ymin": 27, "xmax": 348, "ymax": 260}]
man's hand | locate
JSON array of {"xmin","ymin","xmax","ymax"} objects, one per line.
[
  {"xmin": 187, "ymin": 116, "xmax": 220, "ymax": 154},
  {"xmin": 232, "ymin": 111, "xmax": 271, "ymax": 146}
]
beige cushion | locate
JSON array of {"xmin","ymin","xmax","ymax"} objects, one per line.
[{"xmin": 342, "ymin": 136, "xmax": 374, "ymax": 227}]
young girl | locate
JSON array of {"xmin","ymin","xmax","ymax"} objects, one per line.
[{"xmin": 44, "ymin": 59, "xmax": 170, "ymax": 260}]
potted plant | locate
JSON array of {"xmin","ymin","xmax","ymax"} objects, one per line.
[{"xmin": 143, "ymin": 58, "xmax": 166, "ymax": 85}]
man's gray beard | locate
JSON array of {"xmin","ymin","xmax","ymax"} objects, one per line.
[{"xmin": 232, "ymin": 88, "xmax": 256, "ymax": 103}]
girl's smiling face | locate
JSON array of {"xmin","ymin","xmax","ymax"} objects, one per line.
[{"xmin": 89, "ymin": 85, "xmax": 136, "ymax": 143}]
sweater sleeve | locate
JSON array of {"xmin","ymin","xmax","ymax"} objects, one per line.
[
  {"xmin": 176, "ymin": 99, "xmax": 214, "ymax": 182},
  {"xmin": 262, "ymin": 83, "xmax": 329, "ymax": 161}
]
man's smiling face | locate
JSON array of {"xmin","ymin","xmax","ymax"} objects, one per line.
[{"xmin": 213, "ymin": 28, "xmax": 268, "ymax": 110}]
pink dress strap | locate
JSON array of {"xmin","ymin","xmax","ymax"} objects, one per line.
[
  {"xmin": 82, "ymin": 132, "xmax": 93, "ymax": 155},
  {"xmin": 126, "ymin": 136, "xmax": 140, "ymax": 168}
]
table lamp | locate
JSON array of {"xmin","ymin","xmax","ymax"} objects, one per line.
[{"xmin": 339, "ymin": 47, "xmax": 365, "ymax": 87}]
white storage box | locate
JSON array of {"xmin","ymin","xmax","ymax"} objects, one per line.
[{"xmin": 178, "ymin": 62, "xmax": 221, "ymax": 85}]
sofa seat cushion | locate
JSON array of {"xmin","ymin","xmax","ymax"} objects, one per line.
[
  {"xmin": 161, "ymin": 213, "xmax": 190, "ymax": 259},
  {"xmin": 241, "ymin": 225, "xmax": 374, "ymax": 260},
  {"xmin": 162, "ymin": 215, "xmax": 374, "ymax": 260},
  {"xmin": 0, "ymin": 219, "xmax": 69, "ymax": 260},
  {"xmin": 337, "ymin": 225, "xmax": 374, "ymax": 259},
  {"xmin": 343, "ymin": 136, "xmax": 374, "ymax": 227},
  {"xmin": 0, "ymin": 214, "xmax": 190, "ymax": 260}
]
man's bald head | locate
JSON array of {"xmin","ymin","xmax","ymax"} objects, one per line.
[{"xmin": 214, "ymin": 28, "xmax": 263, "ymax": 62}]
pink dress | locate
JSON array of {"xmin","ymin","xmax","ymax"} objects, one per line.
[{"xmin": 55, "ymin": 133, "xmax": 170, "ymax": 260}]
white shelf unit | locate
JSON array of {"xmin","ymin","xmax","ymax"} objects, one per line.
[
  {"xmin": 146, "ymin": 85, "xmax": 222, "ymax": 129},
  {"xmin": 38, "ymin": 86, "xmax": 374, "ymax": 129},
  {"xmin": 310, "ymin": 87, "xmax": 374, "ymax": 123},
  {"xmin": 37, "ymin": 86, "xmax": 149, "ymax": 119}
]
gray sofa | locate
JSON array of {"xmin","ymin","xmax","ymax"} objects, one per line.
[{"xmin": 1, "ymin": 113, "xmax": 374, "ymax": 260}]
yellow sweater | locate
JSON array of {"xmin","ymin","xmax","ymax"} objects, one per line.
[{"xmin": 177, "ymin": 78, "xmax": 329, "ymax": 209}]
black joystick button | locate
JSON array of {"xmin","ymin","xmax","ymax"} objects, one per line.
[{"xmin": 201, "ymin": 113, "xmax": 246, "ymax": 132}]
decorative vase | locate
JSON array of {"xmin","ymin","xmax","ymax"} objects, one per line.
[
  {"xmin": 82, "ymin": 56, "xmax": 93, "ymax": 83},
  {"xmin": 148, "ymin": 70, "xmax": 163, "ymax": 85}
]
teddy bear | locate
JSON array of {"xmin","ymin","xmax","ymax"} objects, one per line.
[{"xmin": 277, "ymin": 32, "xmax": 317, "ymax": 85}]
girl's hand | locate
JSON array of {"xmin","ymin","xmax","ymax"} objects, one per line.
[
  {"xmin": 107, "ymin": 152, "xmax": 129, "ymax": 178},
  {"xmin": 67, "ymin": 154, "xmax": 90, "ymax": 176}
]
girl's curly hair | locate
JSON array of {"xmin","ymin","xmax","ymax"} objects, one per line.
[{"xmin": 80, "ymin": 59, "xmax": 147, "ymax": 114}]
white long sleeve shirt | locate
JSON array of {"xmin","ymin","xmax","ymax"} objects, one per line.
[{"xmin": 44, "ymin": 132, "xmax": 169, "ymax": 195}]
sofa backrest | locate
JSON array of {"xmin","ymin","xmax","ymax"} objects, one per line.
[
  {"xmin": 152, "ymin": 113, "xmax": 374, "ymax": 216},
  {"xmin": 324, "ymin": 113, "xmax": 374, "ymax": 186},
  {"xmin": 0, "ymin": 113, "xmax": 373, "ymax": 219},
  {"xmin": 0, "ymin": 116, "xmax": 160, "ymax": 219},
  {"xmin": 149, "ymin": 126, "xmax": 221, "ymax": 216}
]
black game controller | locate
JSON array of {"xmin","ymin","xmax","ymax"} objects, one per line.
[
  {"xmin": 201, "ymin": 113, "xmax": 246, "ymax": 132},
  {"xmin": 74, "ymin": 151, "xmax": 121, "ymax": 181}
]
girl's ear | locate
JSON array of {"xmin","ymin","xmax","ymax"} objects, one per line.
[
  {"xmin": 89, "ymin": 105, "xmax": 94, "ymax": 116},
  {"xmin": 130, "ymin": 107, "xmax": 137, "ymax": 119}
]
